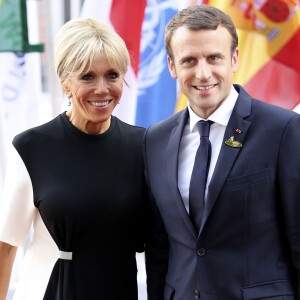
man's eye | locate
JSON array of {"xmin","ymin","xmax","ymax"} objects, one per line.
[
  {"xmin": 209, "ymin": 56, "xmax": 220, "ymax": 62},
  {"xmin": 183, "ymin": 58, "xmax": 194, "ymax": 65}
]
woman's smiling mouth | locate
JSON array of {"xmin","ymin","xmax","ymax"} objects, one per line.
[{"xmin": 89, "ymin": 100, "xmax": 112, "ymax": 107}]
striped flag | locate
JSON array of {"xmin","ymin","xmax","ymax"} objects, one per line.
[
  {"xmin": 206, "ymin": 0, "xmax": 300, "ymax": 110},
  {"xmin": 175, "ymin": 0, "xmax": 300, "ymax": 112}
]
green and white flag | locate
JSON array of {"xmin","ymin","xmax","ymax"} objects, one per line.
[{"xmin": 0, "ymin": 0, "xmax": 43, "ymax": 52}]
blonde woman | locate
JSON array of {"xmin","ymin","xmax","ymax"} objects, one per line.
[{"xmin": 0, "ymin": 18, "xmax": 147, "ymax": 300}]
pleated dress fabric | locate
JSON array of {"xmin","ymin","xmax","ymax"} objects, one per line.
[{"xmin": 0, "ymin": 113, "xmax": 147, "ymax": 300}]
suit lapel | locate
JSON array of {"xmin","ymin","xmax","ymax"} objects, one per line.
[
  {"xmin": 166, "ymin": 109, "xmax": 197, "ymax": 238},
  {"xmin": 200, "ymin": 86, "xmax": 252, "ymax": 232}
]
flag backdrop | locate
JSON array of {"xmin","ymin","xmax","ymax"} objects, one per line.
[
  {"xmin": 81, "ymin": 0, "xmax": 190, "ymax": 127},
  {"xmin": 81, "ymin": 0, "xmax": 146, "ymax": 125},
  {"xmin": 177, "ymin": 0, "xmax": 300, "ymax": 111},
  {"xmin": 0, "ymin": 0, "xmax": 43, "ymax": 52},
  {"xmin": 0, "ymin": 0, "xmax": 43, "ymax": 187},
  {"xmin": 83, "ymin": 0, "xmax": 299, "ymax": 127},
  {"xmin": 135, "ymin": 1, "xmax": 178, "ymax": 127},
  {"xmin": 0, "ymin": 1, "xmax": 44, "ymax": 298}
]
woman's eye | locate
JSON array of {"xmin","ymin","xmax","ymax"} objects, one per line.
[
  {"xmin": 107, "ymin": 71, "xmax": 119, "ymax": 79},
  {"xmin": 81, "ymin": 73, "xmax": 93, "ymax": 81}
]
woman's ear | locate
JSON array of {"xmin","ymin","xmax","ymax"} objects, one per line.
[
  {"xmin": 62, "ymin": 83, "xmax": 67, "ymax": 92},
  {"xmin": 62, "ymin": 84, "xmax": 72, "ymax": 102},
  {"xmin": 62, "ymin": 82, "xmax": 70, "ymax": 94}
]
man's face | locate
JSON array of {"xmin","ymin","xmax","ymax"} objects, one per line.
[{"xmin": 168, "ymin": 25, "xmax": 238, "ymax": 119}]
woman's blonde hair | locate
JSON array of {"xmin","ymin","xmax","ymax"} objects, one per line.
[{"xmin": 54, "ymin": 18, "xmax": 130, "ymax": 86}]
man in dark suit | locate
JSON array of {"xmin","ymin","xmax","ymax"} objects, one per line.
[{"xmin": 144, "ymin": 4, "xmax": 300, "ymax": 300}]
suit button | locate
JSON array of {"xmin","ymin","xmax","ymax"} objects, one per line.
[
  {"xmin": 193, "ymin": 289, "xmax": 200, "ymax": 298},
  {"xmin": 197, "ymin": 248, "xmax": 206, "ymax": 256}
]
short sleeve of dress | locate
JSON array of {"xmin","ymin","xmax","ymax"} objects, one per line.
[{"xmin": 0, "ymin": 143, "xmax": 36, "ymax": 246}]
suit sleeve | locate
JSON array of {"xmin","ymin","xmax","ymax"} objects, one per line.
[
  {"xmin": 278, "ymin": 114, "xmax": 300, "ymax": 297},
  {"xmin": 143, "ymin": 130, "xmax": 169, "ymax": 300},
  {"xmin": 145, "ymin": 194, "xmax": 169, "ymax": 300}
]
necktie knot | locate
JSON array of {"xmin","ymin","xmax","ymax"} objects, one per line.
[{"xmin": 196, "ymin": 120, "xmax": 213, "ymax": 138}]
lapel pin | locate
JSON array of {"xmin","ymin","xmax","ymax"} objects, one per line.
[
  {"xmin": 235, "ymin": 129, "xmax": 241, "ymax": 134},
  {"xmin": 225, "ymin": 136, "xmax": 243, "ymax": 148}
]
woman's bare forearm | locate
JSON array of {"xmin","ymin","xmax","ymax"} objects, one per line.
[{"xmin": 0, "ymin": 241, "xmax": 17, "ymax": 300}]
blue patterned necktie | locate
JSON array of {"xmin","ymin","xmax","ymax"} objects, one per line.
[{"xmin": 189, "ymin": 120, "xmax": 213, "ymax": 232}]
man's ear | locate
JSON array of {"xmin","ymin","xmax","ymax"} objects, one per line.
[
  {"xmin": 167, "ymin": 55, "xmax": 177, "ymax": 79},
  {"xmin": 232, "ymin": 47, "xmax": 239, "ymax": 73}
]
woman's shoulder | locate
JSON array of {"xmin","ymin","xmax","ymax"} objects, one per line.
[
  {"xmin": 114, "ymin": 116, "xmax": 146, "ymax": 135},
  {"xmin": 13, "ymin": 114, "xmax": 62, "ymax": 149}
]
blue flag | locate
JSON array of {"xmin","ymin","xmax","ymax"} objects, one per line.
[{"xmin": 135, "ymin": 0, "xmax": 178, "ymax": 127}]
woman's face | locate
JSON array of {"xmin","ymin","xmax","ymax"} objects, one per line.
[{"xmin": 64, "ymin": 55, "xmax": 124, "ymax": 134}]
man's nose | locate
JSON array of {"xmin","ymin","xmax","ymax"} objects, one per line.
[{"xmin": 195, "ymin": 62, "xmax": 211, "ymax": 80}]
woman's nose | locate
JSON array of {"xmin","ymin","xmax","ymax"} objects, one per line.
[{"xmin": 93, "ymin": 78, "xmax": 109, "ymax": 94}]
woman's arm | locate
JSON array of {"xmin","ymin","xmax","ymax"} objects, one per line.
[{"xmin": 0, "ymin": 241, "xmax": 17, "ymax": 300}]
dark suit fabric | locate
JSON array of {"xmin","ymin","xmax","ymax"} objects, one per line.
[{"xmin": 144, "ymin": 85, "xmax": 300, "ymax": 300}]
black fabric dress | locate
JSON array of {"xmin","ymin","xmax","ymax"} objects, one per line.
[{"xmin": 13, "ymin": 113, "xmax": 147, "ymax": 300}]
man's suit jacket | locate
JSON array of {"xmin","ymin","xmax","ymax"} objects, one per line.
[{"xmin": 144, "ymin": 85, "xmax": 300, "ymax": 300}]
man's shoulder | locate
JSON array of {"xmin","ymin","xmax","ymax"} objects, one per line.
[
  {"xmin": 235, "ymin": 84, "xmax": 299, "ymax": 121},
  {"xmin": 147, "ymin": 109, "xmax": 186, "ymax": 133},
  {"xmin": 251, "ymin": 97, "xmax": 299, "ymax": 121}
]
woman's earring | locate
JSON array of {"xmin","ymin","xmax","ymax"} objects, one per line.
[{"xmin": 65, "ymin": 94, "xmax": 72, "ymax": 106}]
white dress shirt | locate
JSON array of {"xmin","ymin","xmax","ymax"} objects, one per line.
[{"xmin": 178, "ymin": 86, "xmax": 239, "ymax": 212}]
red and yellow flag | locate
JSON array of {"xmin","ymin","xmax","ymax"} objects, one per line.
[{"xmin": 176, "ymin": 0, "xmax": 300, "ymax": 111}]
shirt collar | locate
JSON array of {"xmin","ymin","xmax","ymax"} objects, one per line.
[{"xmin": 188, "ymin": 85, "xmax": 239, "ymax": 132}]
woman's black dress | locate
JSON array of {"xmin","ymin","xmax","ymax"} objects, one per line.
[{"xmin": 12, "ymin": 113, "xmax": 147, "ymax": 299}]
